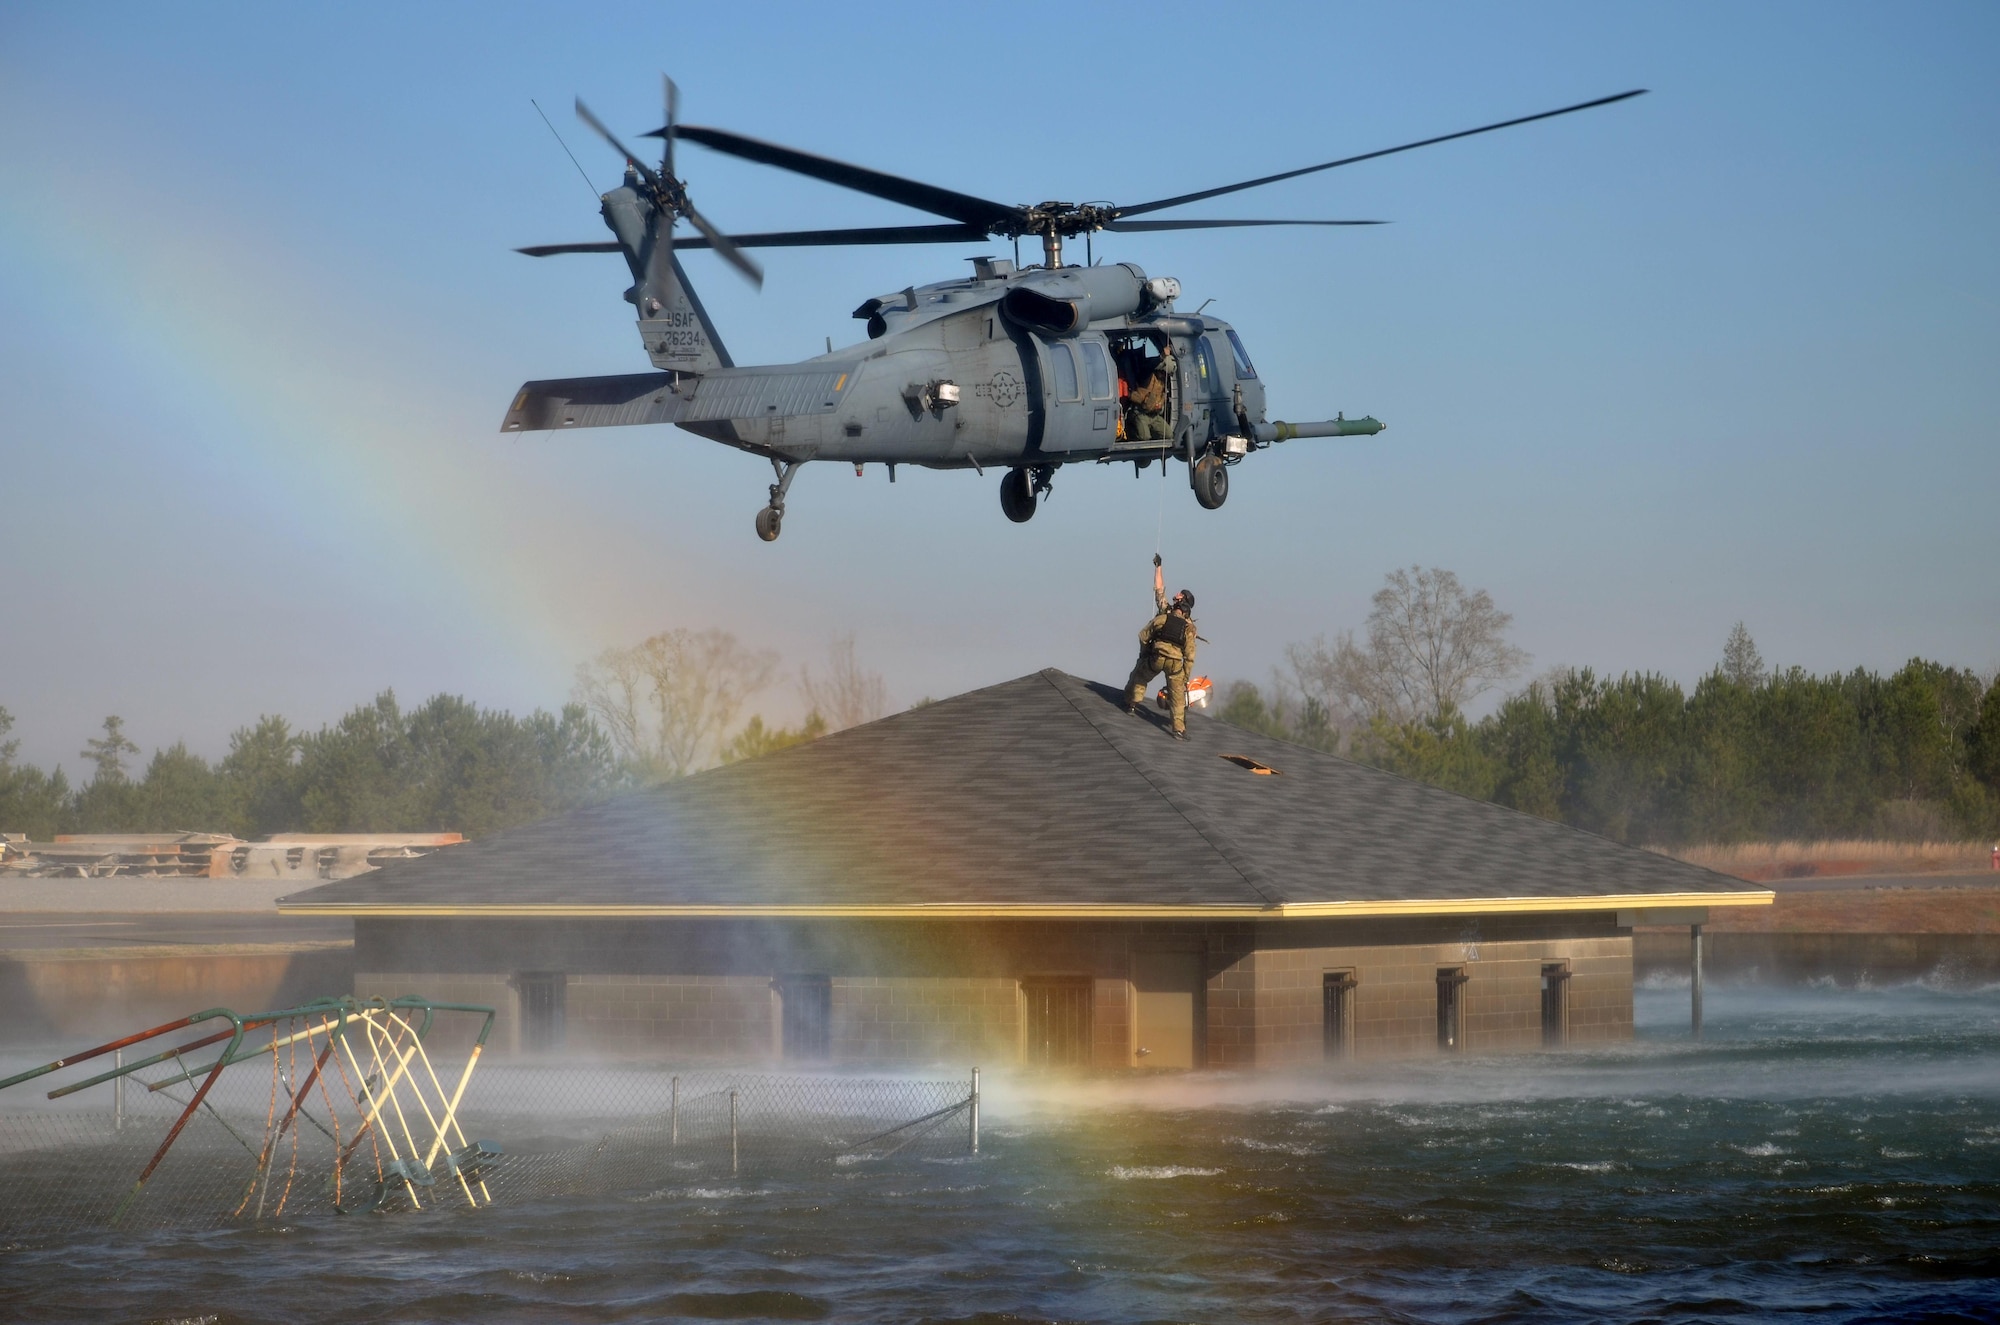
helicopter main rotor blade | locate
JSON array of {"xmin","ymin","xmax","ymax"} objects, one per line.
[
  {"xmin": 575, "ymin": 98, "xmax": 663, "ymax": 188},
  {"xmin": 665, "ymin": 124, "xmax": 1019, "ymax": 232},
  {"xmin": 680, "ymin": 201, "xmax": 764, "ymax": 287},
  {"xmin": 1116, "ymin": 89, "xmax": 1647, "ymax": 219},
  {"xmin": 661, "ymin": 74, "xmax": 678, "ymax": 180},
  {"xmin": 1102, "ymin": 218, "xmax": 1385, "ymax": 232},
  {"xmin": 518, "ymin": 241, "xmax": 625, "ymax": 256},
  {"xmin": 521, "ymin": 225, "xmax": 991, "ymax": 256},
  {"xmin": 683, "ymin": 223, "xmax": 991, "ymax": 249}
]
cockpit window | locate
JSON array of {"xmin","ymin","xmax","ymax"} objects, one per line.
[
  {"xmin": 1225, "ymin": 329, "xmax": 1258, "ymax": 380},
  {"xmin": 1195, "ymin": 338, "xmax": 1219, "ymax": 395}
]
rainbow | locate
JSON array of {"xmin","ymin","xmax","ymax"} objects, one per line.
[{"xmin": 0, "ymin": 150, "xmax": 640, "ymax": 684}]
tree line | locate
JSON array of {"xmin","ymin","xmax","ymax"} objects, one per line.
[
  {"xmin": 8, "ymin": 587, "xmax": 1994, "ymax": 847},
  {"xmin": 1216, "ymin": 568, "xmax": 2000, "ymax": 845},
  {"xmin": 0, "ymin": 633, "xmax": 889, "ymax": 841}
]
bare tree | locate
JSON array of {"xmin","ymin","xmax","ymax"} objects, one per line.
[
  {"xmin": 573, "ymin": 628, "xmax": 777, "ymax": 780},
  {"xmin": 799, "ymin": 633, "xmax": 889, "ymax": 733},
  {"xmin": 1289, "ymin": 567, "xmax": 1528, "ymax": 726},
  {"xmin": 1720, "ymin": 622, "xmax": 1766, "ymax": 687}
]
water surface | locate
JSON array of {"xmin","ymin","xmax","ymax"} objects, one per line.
[{"xmin": 4, "ymin": 983, "xmax": 1997, "ymax": 1323}]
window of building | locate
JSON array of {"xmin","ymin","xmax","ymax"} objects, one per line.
[
  {"xmin": 779, "ymin": 975, "xmax": 832, "ymax": 1060},
  {"xmin": 1322, "ymin": 970, "xmax": 1357, "ymax": 1060},
  {"xmin": 1436, "ymin": 968, "xmax": 1468, "ymax": 1052},
  {"xmin": 1051, "ymin": 343, "xmax": 1080, "ymax": 401},
  {"xmin": 1022, "ymin": 977, "xmax": 1093, "ymax": 1066},
  {"xmin": 518, "ymin": 972, "xmax": 566, "ymax": 1053},
  {"xmin": 1541, "ymin": 962, "xmax": 1570, "ymax": 1047}
]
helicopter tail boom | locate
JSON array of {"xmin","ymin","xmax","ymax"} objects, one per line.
[{"xmin": 501, "ymin": 361, "xmax": 857, "ymax": 435}]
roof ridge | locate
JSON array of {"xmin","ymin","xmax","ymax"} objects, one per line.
[{"xmin": 1040, "ymin": 670, "xmax": 1284, "ymax": 908}]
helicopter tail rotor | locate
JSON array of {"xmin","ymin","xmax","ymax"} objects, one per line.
[{"xmin": 574, "ymin": 93, "xmax": 763, "ymax": 289}]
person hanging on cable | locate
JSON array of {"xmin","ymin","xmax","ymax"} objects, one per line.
[{"xmin": 1126, "ymin": 553, "xmax": 1198, "ymax": 740}]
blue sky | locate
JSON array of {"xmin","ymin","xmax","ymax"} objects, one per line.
[{"xmin": 1, "ymin": 1, "xmax": 1994, "ymax": 775}]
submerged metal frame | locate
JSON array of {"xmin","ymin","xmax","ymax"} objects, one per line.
[{"xmin": 0, "ymin": 996, "xmax": 497, "ymax": 1224}]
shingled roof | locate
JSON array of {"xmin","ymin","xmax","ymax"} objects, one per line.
[{"xmin": 279, "ymin": 670, "xmax": 1768, "ymax": 918}]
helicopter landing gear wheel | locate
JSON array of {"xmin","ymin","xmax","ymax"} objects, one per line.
[
  {"xmin": 756, "ymin": 457, "xmax": 803, "ymax": 543},
  {"xmin": 1000, "ymin": 467, "xmax": 1036, "ymax": 523},
  {"xmin": 1192, "ymin": 454, "xmax": 1229, "ymax": 510}
]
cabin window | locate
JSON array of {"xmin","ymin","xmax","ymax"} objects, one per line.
[
  {"xmin": 518, "ymin": 972, "xmax": 566, "ymax": 1053},
  {"xmin": 1081, "ymin": 340, "xmax": 1113, "ymax": 399},
  {"xmin": 1436, "ymin": 968, "xmax": 1468, "ymax": 1052},
  {"xmin": 1322, "ymin": 970, "xmax": 1356, "ymax": 1060},
  {"xmin": 1541, "ymin": 962, "xmax": 1570, "ymax": 1047},
  {"xmin": 1225, "ymin": 329, "xmax": 1258, "ymax": 379},
  {"xmin": 779, "ymin": 975, "xmax": 832, "ymax": 1060},
  {"xmin": 1051, "ymin": 343, "xmax": 1081, "ymax": 401},
  {"xmin": 1022, "ymin": 977, "xmax": 1093, "ymax": 1066},
  {"xmin": 1194, "ymin": 338, "xmax": 1219, "ymax": 396}
]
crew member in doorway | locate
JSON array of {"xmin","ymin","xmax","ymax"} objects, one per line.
[
  {"xmin": 1126, "ymin": 554, "xmax": 1198, "ymax": 740},
  {"xmin": 1125, "ymin": 342, "xmax": 1176, "ymax": 443}
]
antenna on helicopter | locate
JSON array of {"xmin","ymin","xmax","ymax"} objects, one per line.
[{"xmin": 531, "ymin": 98, "xmax": 600, "ymax": 202}]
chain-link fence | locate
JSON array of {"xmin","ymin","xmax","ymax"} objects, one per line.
[
  {"xmin": 466, "ymin": 1066, "xmax": 980, "ymax": 1205},
  {"xmin": 1, "ymin": 1022, "xmax": 978, "ymax": 1239}
]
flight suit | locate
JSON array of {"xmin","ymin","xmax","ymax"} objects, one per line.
[
  {"xmin": 1126, "ymin": 348, "xmax": 1176, "ymax": 442},
  {"xmin": 1126, "ymin": 605, "xmax": 1198, "ymax": 735}
]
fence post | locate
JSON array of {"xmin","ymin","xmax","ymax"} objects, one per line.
[
  {"xmin": 969, "ymin": 1066, "xmax": 980, "ymax": 1155},
  {"xmin": 671, "ymin": 1075, "xmax": 679, "ymax": 1149},
  {"xmin": 729, "ymin": 1089, "xmax": 738, "ymax": 1176},
  {"xmin": 114, "ymin": 1049, "xmax": 124, "ymax": 1132}
]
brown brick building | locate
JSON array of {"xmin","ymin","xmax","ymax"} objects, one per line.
[{"xmin": 280, "ymin": 671, "xmax": 1768, "ymax": 1069}]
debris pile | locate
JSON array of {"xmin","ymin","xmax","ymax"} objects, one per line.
[{"xmin": 0, "ymin": 832, "xmax": 462, "ymax": 880}]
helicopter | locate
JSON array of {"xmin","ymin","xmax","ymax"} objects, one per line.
[{"xmin": 505, "ymin": 82, "xmax": 1644, "ymax": 541}]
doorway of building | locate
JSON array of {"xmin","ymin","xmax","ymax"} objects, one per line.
[
  {"xmin": 1541, "ymin": 962, "xmax": 1570, "ymax": 1047},
  {"xmin": 1436, "ymin": 967, "xmax": 1469, "ymax": 1052},
  {"xmin": 779, "ymin": 975, "xmax": 832, "ymax": 1060},
  {"xmin": 1323, "ymin": 970, "xmax": 1357, "ymax": 1060},
  {"xmin": 1021, "ymin": 977, "xmax": 1093, "ymax": 1066},
  {"xmin": 1131, "ymin": 952, "xmax": 1203, "ymax": 1069},
  {"xmin": 518, "ymin": 972, "xmax": 566, "ymax": 1053}
]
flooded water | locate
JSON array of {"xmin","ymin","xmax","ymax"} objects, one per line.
[{"xmin": 4, "ymin": 983, "xmax": 1998, "ymax": 1323}]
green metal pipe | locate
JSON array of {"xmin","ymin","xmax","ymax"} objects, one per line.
[
  {"xmin": 46, "ymin": 1018, "xmax": 271, "ymax": 1099},
  {"xmin": 0, "ymin": 1010, "xmax": 218, "ymax": 1093}
]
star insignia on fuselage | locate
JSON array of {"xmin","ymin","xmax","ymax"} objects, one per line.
[{"xmin": 976, "ymin": 372, "xmax": 1022, "ymax": 409}]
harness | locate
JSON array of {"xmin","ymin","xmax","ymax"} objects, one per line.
[{"xmin": 1153, "ymin": 613, "xmax": 1192, "ymax": 652}]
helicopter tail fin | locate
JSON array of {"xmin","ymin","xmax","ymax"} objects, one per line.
[
  {"xmin": 599, "ymin": 180, "xmax": 734, "ymax": 375},
  {"xmin": 636, "ymin": 252, "xmax": 733, "ymax": 373}
]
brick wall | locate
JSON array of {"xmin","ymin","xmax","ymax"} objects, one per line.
[
  {"xmin": 1236, "ymin": 915, "xmax": 1633, "ymax": 1066},
  {"xmin": 353, "ymin": 913, "xmax": 1630, "ymax": 1068}
]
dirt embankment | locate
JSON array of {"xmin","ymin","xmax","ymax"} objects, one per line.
[
  {"xmin": 1641, "ymin": 840, "xmax": 2000, "ymax": 938},
  {"xmin": 1704, "ymin": 884, "xmax": 2000, "ymax": 934},
  {"xmin": 1662, "ymin": 839, "xmax": 1995, "ymax": 882}
]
